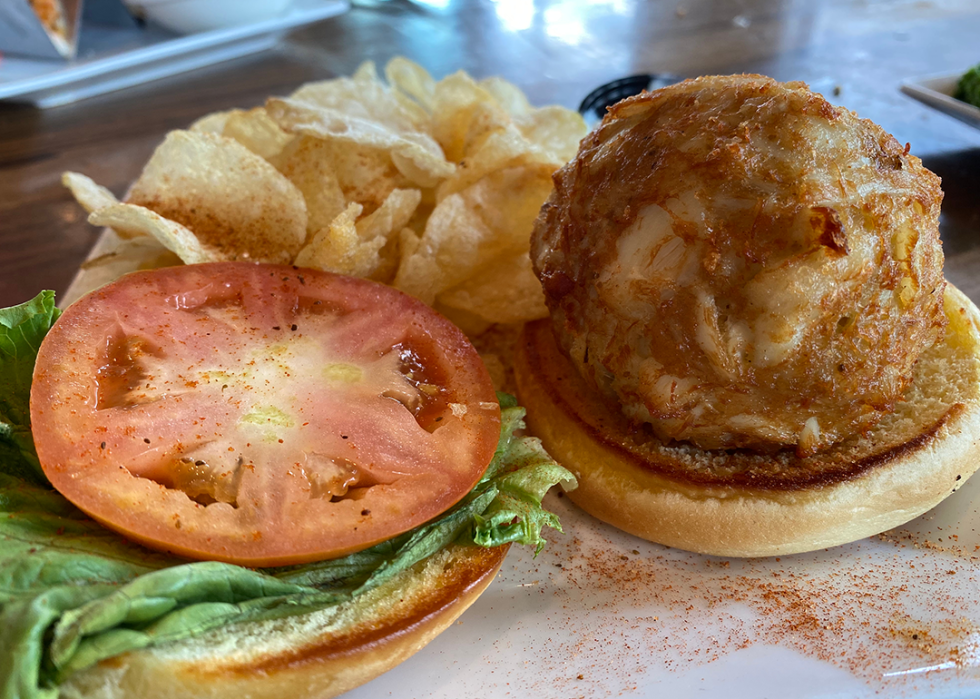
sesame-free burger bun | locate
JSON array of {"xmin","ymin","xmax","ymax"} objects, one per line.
[
  {"xmin": 59, "ymin": 543, "xmax": 508, "ymax": 699},
  {"xmin": 515, "ymin": 286, "xmax": 980, "ymax": 557}
]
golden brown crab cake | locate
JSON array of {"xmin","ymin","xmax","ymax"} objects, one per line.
[{"xmin": 532, "ymin": 74, "xmax": 945, "ymax": 455}]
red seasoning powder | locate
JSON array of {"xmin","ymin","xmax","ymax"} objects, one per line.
[
  {"xmin": 454, "ymin": 323, "xmax": 980, "ymax": 698},
  {"xmin": 477, "ymin": 492, "xmax": 980, "ymax": 698}
]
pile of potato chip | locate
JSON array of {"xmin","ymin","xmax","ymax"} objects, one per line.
[{"xmin": 63, "ymin": 58, "xmax": 587, "ymax": 333}]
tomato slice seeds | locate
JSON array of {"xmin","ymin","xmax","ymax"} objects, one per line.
[{"xmin": 31, "ymin": 263, "xmax": 501, "ymax": 566}]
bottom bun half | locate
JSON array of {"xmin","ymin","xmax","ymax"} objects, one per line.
[
  {"xmin": 515, "ymin": 284, "xmax": 980, "ymax": 558},
  {"xmin": 60, "ymin": 543, "xmax": 509, "ymax": 699}
]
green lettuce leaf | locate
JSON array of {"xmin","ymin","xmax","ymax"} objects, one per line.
[
  {"xmin": 0, "ymin": 291, "xmax": 60, "ymax": 486},
  {"xmin": 0, "ymin": 292, "xmax": 576, "ymax": 699}
]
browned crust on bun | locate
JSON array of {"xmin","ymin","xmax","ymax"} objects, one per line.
[
  {"xmin": 60, "ymin": 543, "xmax": 509, "ymax": 699},
  {"xmin": 515, "ymin": 285, "xmax": 980, "ymax": 557}
]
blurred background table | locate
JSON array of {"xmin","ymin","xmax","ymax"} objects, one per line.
[{"xmin": 1, "ymin": 0, "xmax": 979, "ymax": 307}]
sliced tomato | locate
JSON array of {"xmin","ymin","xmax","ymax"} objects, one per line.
[{"xmin": 31, "ymin": 263, "xmax": 501, "ymax": 566}]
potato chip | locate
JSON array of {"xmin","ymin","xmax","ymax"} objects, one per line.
[
  {"xmin": 476, "ymin": 76, "xmax": 587, "ymax": 162},
  {"xmin": 510, "ymin": 105, "xmax": 587, "ymax": 164},
  {"xmin": 386, "ymin": 57, "xmax": 437, "ymax": 113},
  {"xmin": 266, "ymin": 62, "xmax": 453, "ymax": 188},
  {"xmin": 351, "ymin": 60, "xmax": 378, "ymax": 84},
  {"xmin": 437, "ymin": 251, "xmax": 548, "ymax": 324},
  {"xmin": 81, "ymin": 234, "xmax": 181, "ymax": 272},
  {"xmin": 294, "ymin": 187, "xmax": 422, "ymax": 281},
  {"xmin": 190, "ymin": 107, "xmax": 293, "ymax": 161},
  {"xmin": 63, "ymin": 230, "xmax": 183, "ymax": 306},
  {"xmin": 357, "ymin": 188, "xmax": 421, "ymax": 243},
  {"xmin": 321, "ymin": 141, "xmax": 412, "ymax": 210},
  {"xmin": 273, "ymin": 134, "xmax": 414, "ymax": 231},
  {"xmin": 63, "ymin": 58, "xmax": 586, "ymax": 329},
  {"xmin": 268, "ymin": 95, "xmax": 453, "ymax": 188},
  {"xmin": 61, "ymin": 172, "xmax": 121, "ymax": 217},
  {"xmin": 295, "ymin": 202, "xmax": 389, "ymax": 278},
  {"xmin": 394, "ymin": 165, "xmax": 554, "ymax": 306},
  {"xmin": 356, "ymin": 188, "xmax": 422, "ymax": 282},
  {"xmin": 427, "ymin": 72, "xmax": 582, "ymax": 199},
  {"xmin": 478, "ymin": 76, "xmax": 533, "ymax": 117},
  {"xmin": 89, "ymin": 203, "xmax": 214, "ymax": 264},
  {"xmin": 428, "ymin": 72, "xmax": 501, "ymax": 164},
  {"xmin": 300, "ymin": 60, "xmax": 431, "ymax": 130},
  {"xmin": 221, "ymin": 107, "xmax": 292, "ymax": 160},
  {"xmin": 436, "ymin": 114, "xmax": 552, "ymax": 200},
  {"xmin": 63, "ymin": 232, "xmax": 179, "ymax": 306},
  {"xmin": 393, "ymin": 194, "xmax": 483, "ymax": 305},
  {"xmin": 398, "ymin": 225, "xmax": 423, "ymax": 260},
  {"xmin": 273, "ymin": 136, "xmax": 346, "ymax": 235},
  {"xmin": 189, "ymin": 110, "xmax": 233, "ymax": 134},
  {"xmin": 127, "ymin": 130, "xmax": 307, "ymax": 263},
  {"xmin": 463, "ymin": 165, "xmax": 556, "ymax": 252}
]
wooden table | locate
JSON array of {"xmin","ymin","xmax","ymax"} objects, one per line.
[{"xmin": 1, "ymin": 0, "xmax": 979, "ymax": 307}]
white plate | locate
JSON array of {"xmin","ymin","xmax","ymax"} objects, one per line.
[
  {"xmin": 901, "ymin": 71, "xmax": 980, "ymax": 130},
  {"xmin": 0, "ymin": 0, "xmax": 348, "ymax": 108},
  {"xmin": 344, "ymin": 468, "xmax": 980, "ymax": 698}
]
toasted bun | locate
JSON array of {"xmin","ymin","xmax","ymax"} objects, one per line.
[
  {"xmin": 60, "ymin": 543, "xmax": 509, "ymax": 699},
  {"xmin": 515, "ymin": 285, "xmax": 980, "ymax": 557}
]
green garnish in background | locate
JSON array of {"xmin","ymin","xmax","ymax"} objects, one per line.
[
  {"xmin": 955, "ymin": 63, "xmax": 980, "ymax": 108},
  {"xmin": 0, "ymin": 292, "xmax": 576, "ymax": 699}
]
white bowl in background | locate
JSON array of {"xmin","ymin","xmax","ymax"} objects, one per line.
[
  {"xmin": 124, "ymin": 0, "xmax": 294, "ymax": 35},
  {"xmin": 901, "ymin": 71, "xmax": 980, "ymax": 130}
]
